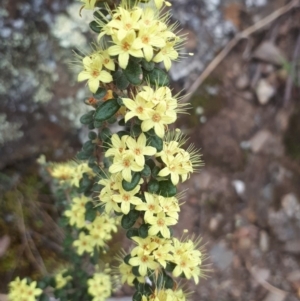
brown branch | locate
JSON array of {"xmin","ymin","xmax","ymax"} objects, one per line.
[{"xmin": 183, "ymin": 0, "xmax": 300, "ymax": 103}]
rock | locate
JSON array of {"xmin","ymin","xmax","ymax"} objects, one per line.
[
  {"xmin": 259, "ymin": 230, "xmax": 270, "ymax": 253},
  {"xmin": 232, "ymin": 180, "xmax": 245, "ymax": 196},
  {"xmin": 210, "ymin": 242, "xmax": 234, "ymax": 271},
  {"xmin": 235, "ymin": 74, "xmax": 249, "ymax": 90},
  {"xmin": 253, "ymin": 41, "xmax": 286, "ymax": 66},
  {"xmin": 284, "ymin": 240, "xmax": 300, "ymax": 254},
  {"xmin": 209, "ymin": 214, "xmax": 223, "ymax": 232},
  {"xmin": 268, "ymin": 208, "xmax": 299, "ymax": 242},
  {"xmin": 281, "ymin": 193, "xmax": 300, "ymax": 218},
  {"xmin": 0, "ymin": 235, "xmax": 10, "ymax": 258},
  {"xmin": 287, "ymin": 270, "xmax": 300, "ymax": 292},
  {"xmin": 256, "ymin": 78, "xmax": 276, "ymax": 105},
  {"xmin": 249, "ymin": 130, "xmax": 284, "ymax": 156},
  {"xmin": 249, "ymin": 130, "xmax": 272, "ymax": 153},
  {"xmin": 263, "ymin": 292, "xmax": 287, "ymax": 301}
]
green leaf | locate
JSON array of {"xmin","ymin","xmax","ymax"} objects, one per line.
[
  {"xmin": 121, "ymin": 210, "xmax": 140, "ymax": 229},
  {"xmin": 147, "ymin": 179, "xmax": 159, "ymax": 193},
  {"xmin": 141, "ymin": 165, "xmax": 151, "ymax": 177},
  {"xmin": 94, "ymin": 98, "xmax": 120, "ymax": 122},
  {"xmin": 132, "ymin": 266, "xmax": 141, "ymax": 277},
  {"xmin": 78, "ymin": 174, "xmax": 93, "ymax": 194},
  {"xmin": 148, "ymin": 135, "xmax": 163, "ymax": 152},
  {"xmin": 144, "ymin": 68, "xmax": 169, "ymax": 86},
  {"xmin": 99, "ymin": 127, "xmax": 111, "ymax": 141},
  {"xmin": 88, "ymin": 131, "xmax": 97, "ymax": 140},
  {"xmin": 113, "ymin": 70, "xmax": 130, "ymax": 90},
  {"xmin": 83, "ymin": 140, "xmax": 95, "ymax": 152},
  {"xmin": 141, "ymin": 59, "xmax": 155, "ymax": 71},
  {"xmin": 93, "ymin": 120, "xmax": 103, "ymax": 128},
  {"xmin": 39, "ymin": 293, "xmax": 49, "ymax": 301},
  {"xmin": 122, "ymin": 172, "xmax": 141, "ymax": 191},
  {"xmin": 158, "ymin": 180, "xmax": 177, "ymax": 197},
  {"xmin": 117, "ymin": 130, "xmax": 130, "ymax": 138},
  {"xmin": 133, "ymin": 291, "xmax": 143, "ymax": 301},
  {"xmin": 76, "ymin": 151, "xmax": 91, "ymax": 161},
  {"xmin": 126, "ymin": 228, "xmax": 139, "ymax": 239},
  {"xmin": 151, "ymin": 166, "xmax": 161, "ymax": 178},
  {"xmin": 89, "ymin": 21, "xmax": 101, "ymax": 33},
  {"xmin": 123, "ymin": 60, "xmax": 143, "ymax": 85},
  {"xmin": 124, "ymin": 254, "xmax": 131, "ymax": 264},
  {"xmin": 138, "ymin": 224, "xmax": 149, "ymax": 238},
  {"xmin": 107, "ymin": 115, "xmax": 117, "ymax": 124},
  {"xmin": 88, "ymin": 123, "xmax": 95, "ymax": 130},
  {"xmin": 131, "ymin": 124, "xmax": 141, "ymax": 137},
  {"xmin": 164, "ymin": 274, "xmax": 174, "ymax": 289},
  {"xmin": 165, "ymin": 262, "xmax": 176, "ymax": 272},
  {"xmin": 93, "ymin": 87, "xmax": 107, "ymax": 99},
  {"xmin": 118, "ymin": 118, "xmax": 125, "ymax": 126},
  {"xmin": 80, "ymin": 111, "xmax": 95, "ymax": 125}
]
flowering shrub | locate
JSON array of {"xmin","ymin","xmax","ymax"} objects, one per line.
[{"xmin": 8, "ymin": 0, "xmax": 205, "ymax": 300}]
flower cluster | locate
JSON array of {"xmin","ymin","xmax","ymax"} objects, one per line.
[
  {"xmin": 64, "ymin": 195, "xmax": 118, "ymax": 255},
  {"xmin": 77, "ymin": 1, "xmax": 183, "ymax": 94},
  {"xmin": 55, "ymin": 269, "xmax": 72, "ymax": 289},
  {"xmin": 87, "ymin": 272, "xmax": 112, "ymax": 301},
  {"xmin": 98, "ymin": 5, "xmax": 181, "ymax": 69},
  {"xmin": 48, "ymin": 161, "xmax": 95, "ymax": 188},
  {"xmin": 122, "ymin": 86, "xmax": 177, "ymax": 138},
  {"xmin": 8, "ymin": 278, "xmax": 42, "ymax": 301},
  {"xmin": 72, "ymin": 214, "xmax": 118, "ymax": 255},
  {"xmin": 142, "ymin": 288, "xmax": 186, "ymax": 301},
  {"xmin": 119, "ymin": 234, "xmax": 203, "ymax": 286}
]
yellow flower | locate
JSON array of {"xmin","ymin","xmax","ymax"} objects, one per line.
[
  {"xmin": 109, "ymin": 151, "xmax": 143, "ymax": 182},
  {"xmin": 147, "ymin": 211, "xmax": 177, "ymax": 238},
  {"xmin": 108, "ymin": 31, "xmax": 143, "ymax": 69},
  {"xmin": 130, "ymin": 236, "xmax": 159, "ymax": 256},
  {"xmin": 99, "ymin": 49, "xmax": 115, "ymax": 71},
  {"xmin": 87, "ymin": 273, "xmax": 111, "ymax": 300},
  {"xmin": 78, "ymin": 55, "xmax": 113, "ymax": 93},
  {"xmin": 129, "ymin": 249, "xmax": 159, "ymax": 276},
  {"xmin": 153, "ymin": 41, "xmax": 179, "ymax": 70},
  {"xmin": 105, "ymin": 134, "xmax": 129, "ymax": 158},
  {"xmin": 159, "ymin": 196, "xmax": 180, "ymax": 220},
  {"xmin": 112, "ymin": 186, "xmax": 142, "ymax": 215},
  {"xmin": 99, "ymin": 188, "xmax": 121, "ymax": 214},
  {"xmin": 132, "ymin": 24, "xmax": 166, "ymax": 61},
  {"xmin": 105, "ymin": 6, "xmax": 142, "ymax": 41},
  {"xmin": 73, "ymin": 232, "xmax": 94, "ymax": 255},
  {"xmin": 154, "ymin": 0, "xmax": 172, "ymax": 9},
  {"xmin": 158, "ymin": 154, "xmax": 184, "ymax": 185},
  {"xmin": 171, "ymin": 237, "xmax": 204, "ymax": 284},
  {"xmin": 135, "ymin": 192, "xmax": 162, "ymax": 222},
  {"xmin": 141, "ymin": 102, "xmax": 176, "ymax": 138},
  {"xmin": 126, "ymin": 133, "xmax": 156, "ymax": 166},
  {"xmin": 119, "ymin": 262, "xmax": 136, "ymax": 285},
  {"xmin": 142, "ymin": 288, "xmax": 187, "ymax": 301},
  {"xmin": 80, "ymin": 0, "xmax": 97, "ymax": 10},
  {"xmin": 8, "ymin": 278, "xmax": 42, "ymax": 301},
  {"xmin": 55, "ymin": 270, "xmax": 72, "ymax": 289},
  {"xmin": 122, "ymin": 95, "xmax": 154, "ymax": 122},
  {"xmin": 153, "ymin": 244, "xmax": 173, "ymax": 268},
  {"xmin": 138, "ymin": 7, "xmax": 157, "ymax": 28}
]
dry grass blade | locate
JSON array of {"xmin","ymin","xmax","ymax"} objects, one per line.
[{"xmin": 184, "ymin": 0, "xmax": 300, "ymax": 103}]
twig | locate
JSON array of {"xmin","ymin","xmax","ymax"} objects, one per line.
[
  {"xmin": 284, "ymin": 30, "xmax": 300, "ymax": 106},
  {"xmin": 184, "ymin": 0, "xmax": 300, "ymax": 102},
  {"xmin": 246, "ymin": 262, "xmax": 288, "ymax": 297},
  {"xmin": 17, "ymin": 197, "xmax": 48, "ymax": 275}
]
